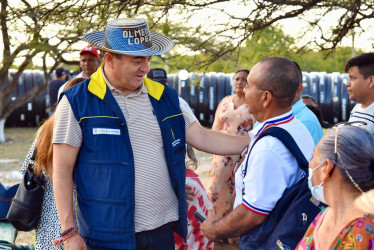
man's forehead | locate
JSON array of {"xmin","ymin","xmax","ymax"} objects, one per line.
[
  {"xmin": 80, "ymin": 52, "xmax": 98, "ymax": 59},
  {"xmin": 130, "ymin": 55, "xmax": 151, "ymax": 59},
  {"xmin": 249, "ymin": 62, "xmax": 263, "ymax": 78},
  {"xmin": 348, "ymin": 66, "xmax": 362, "ymax": 76}
]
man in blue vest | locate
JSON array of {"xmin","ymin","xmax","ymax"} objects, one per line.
[{"xmin": 52, "ymin": 18, "xmax": 251, "ymax": 250}]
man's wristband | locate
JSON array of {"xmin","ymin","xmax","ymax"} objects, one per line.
[
  {"xmin": 52, "ymin": 227, "xmax": 79, "ymax": 247},
  {"xmin": 61, "ymin": 227, "xmax": 75, "ymax": 237}
]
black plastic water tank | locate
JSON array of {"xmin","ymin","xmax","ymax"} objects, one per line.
[
  {"xmin": 5, "ymin": 70, "xmax": 358, "ymax": 128},
  {"xmin": 5, "ymin": 70, "xmax": 47, "ymax": 127}
]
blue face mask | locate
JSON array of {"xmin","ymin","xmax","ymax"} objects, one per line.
[{"xmin": 308, "ymin": 161, "xmax": 326, "ymax": 204}]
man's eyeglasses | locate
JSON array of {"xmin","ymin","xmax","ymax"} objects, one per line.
[
  {"xmin": 233, "ymin": 146, "xmax": 248, "ymax": 175},
  {"xmin": 333, "ymin": 122, "xmax": 366, "ymax": 193}
]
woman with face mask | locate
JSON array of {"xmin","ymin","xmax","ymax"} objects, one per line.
[{"xmin": 297, "ymin": 124, "xmax": 374, "ymax": 249}]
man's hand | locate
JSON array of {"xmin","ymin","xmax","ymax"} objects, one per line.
[
  {"xmin": 201, "ymin": 204, "xmax": 267, "ymax": 243},
  {"xmin": 64, "ymin": 234, "xmax": 87, "ymax": 250},
  {"xmin": 201, "ymin": 208, "xmax": 223, "ymax": 242},
  {"xmin": 186, "ymin": 184, "xmax": 194, "ymax": 201}
]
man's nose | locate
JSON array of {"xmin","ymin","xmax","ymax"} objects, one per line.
[{"xmin": 140, "ymin": 60, "xmax": 150, "ymax": 73}]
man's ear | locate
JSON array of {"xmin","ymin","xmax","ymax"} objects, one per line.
[
  {"xmin": 262, "ymin": 91, "xmax": 272, "ymax": 108},
  {"xmin": 368, "ymin": 75, "xmax": 374, "ymax": 88},
  {"xmin": 297, "ymin": 84, "xmax": 303, "ymax": 94},
  {"xmin": 104, "ymin": 53, "xmax": 114, "ymax": 68}
]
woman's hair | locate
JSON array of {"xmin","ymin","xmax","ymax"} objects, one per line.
[
  {"xmin": 301, "ymin": 94, "xmax": 317, "ymax": 107},
  {"xmin": 235, "ymin": 69, "xmax": 249, "ymax": 75},
  {"xmin": 305, "ymin": 105, "xmax": 325, "ymax": 128},
  {"xmin": 318, "ymin": 126, "xmax": 374, "ymax": 192},
  {"xmin": 186, "ymin": 145, "xmax": 198, "ymax": 171},
  {"xmin": 34, "ymin": 77, "xmax": 87, "ymax": 177}
]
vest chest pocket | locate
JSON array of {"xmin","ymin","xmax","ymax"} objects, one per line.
[
  {"xmin": 80, "ymin": 117, "xmax": 130, "ymax": 161},
  {"xmin": 163, "ymin": 118, "xmax": 185, "ymax": 156}
]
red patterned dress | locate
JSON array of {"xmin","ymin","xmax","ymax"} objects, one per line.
[
  {"xmin": 174, "ymin": 169, "xmax": 214, "ymax": 250},
  {"xmin": 208, "ymin": 95, "xmax": 255, "ymax": 218}
]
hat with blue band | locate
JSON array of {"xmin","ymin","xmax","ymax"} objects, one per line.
[{"xmin": 83, "ymin": 18, "xmax": 174, "ymax": 56}]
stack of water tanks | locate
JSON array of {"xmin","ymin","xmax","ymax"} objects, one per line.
[
  {"xmin": 168, "ymin": 72, "xmax": 356, "ymax": 127},
  {"xmin": 5, "ymin": 70, "xmax": 355, "ymax": 127}
]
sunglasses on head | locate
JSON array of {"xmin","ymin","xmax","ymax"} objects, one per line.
[{"xmin": 332, "ymin": 121, "xmax": 366, "ymax": 194}]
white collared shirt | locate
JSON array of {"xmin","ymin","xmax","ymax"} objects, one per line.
[{"xmin": 234, "ymin": 111, "xmax": 314, "ymax": 216}]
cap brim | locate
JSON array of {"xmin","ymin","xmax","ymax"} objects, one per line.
[{"xmin": 83, "ymin": 31, "xmax": 174, "ymax": 56}]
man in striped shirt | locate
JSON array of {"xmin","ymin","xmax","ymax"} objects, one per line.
[
  {"xmin": 52, "ymin": 18, "xmax": 251, "ymax": 250},
  {"xmin": 345, "ymin": 53, "xmax": 374, "ymax": 133}
]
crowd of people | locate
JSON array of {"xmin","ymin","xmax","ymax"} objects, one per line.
[{"xmin": 7, "ymin": 17, "xmax": 374, "ymax": 250}]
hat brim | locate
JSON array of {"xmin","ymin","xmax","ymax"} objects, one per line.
[{"xmin": 83, "ymin": 31, "xmax": 174, "ymax": 56}]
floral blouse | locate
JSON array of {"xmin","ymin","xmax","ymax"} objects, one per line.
[{"xmin": 297, "ymin": 207, "xmax": 374, "ymax": 250}]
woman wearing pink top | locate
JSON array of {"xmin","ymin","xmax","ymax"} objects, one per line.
[{"xmin": 208, "ymin": 69, "xmax": 255, "ymax": 221}]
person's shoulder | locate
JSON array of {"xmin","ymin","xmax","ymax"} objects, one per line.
[
  {"xmin": 295, "ymin": 104, "xmax": 320, "ymax": 123},
  {"xmin": 353, "ymin": 213, "xmax": 374, "ymax": 234},
  {"xmin": 49, "ymin": 79, "xmax": 63, "ymax": 85},
  {"xmin": 295, "ymin": 107, "xmax": 323, "ymax": 137},
  {"xmin": 279, "ymin": 119, "xmax": 315, "ymax": 155},
  {"xmin": 251, "ymin": 133, "xmax": 285, "ymax": 153},
  {"xmin": 350, "ymin": 103, "xmax": 361, "ymax": 112},
  {"xmin": 220, "ymin": 95, "xmax": 233, "ymax": 104},
  {"xmin": 365, "ymin": 102, "xmax": 374, "ymax": 113}
]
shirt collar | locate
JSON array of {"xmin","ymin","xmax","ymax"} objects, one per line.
[
  {"xmin": 101, "ymin": 67, "xmax": 148, "ymax": 97},
  {"xmin": 252, "ymin": 110, "xmax": 294, "ymax": 138}
]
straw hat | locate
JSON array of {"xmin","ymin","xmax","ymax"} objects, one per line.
[
  {"xmin": 355, "ymin": 189, "xmax": 374, "ymax": 213},
  {"xmin": 83, "ymin": 18, "xmax": 174, "ymax": 56}
]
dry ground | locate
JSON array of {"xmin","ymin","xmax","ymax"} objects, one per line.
[{"xmin": 0, "ymin": 127, "xmax": 37, "ymax": 245}]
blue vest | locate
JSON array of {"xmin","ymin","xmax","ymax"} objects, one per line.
[{"xmin": 64, "ymin": 67, "xmax": 187, "ymax": 249}]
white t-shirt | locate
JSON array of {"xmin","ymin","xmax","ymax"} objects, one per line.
[
  {"xmin": 348, "ymin": 102, "xmax": 374, "ymax": 134},
  {"xmin": 234, "ymin": 111, "xmax": 314, "ymax": 216}
]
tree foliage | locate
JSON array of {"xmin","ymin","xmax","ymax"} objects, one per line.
[
  {"xmin": 0, "ymin": 0, "xmax": 372, "ymax": 142},
  {"xmin": 166, "ymin": 25, "xmax": 362, "ymax": 74}
]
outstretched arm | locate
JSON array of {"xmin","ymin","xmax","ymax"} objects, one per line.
[{"xmin": 186, "ymin": 121, "xmax": 251, "ymax": 155}]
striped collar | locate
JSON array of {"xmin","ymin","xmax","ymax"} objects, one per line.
[{"xmin": 253, "ymin": 111, "xmax": 295, "ymax": 138}]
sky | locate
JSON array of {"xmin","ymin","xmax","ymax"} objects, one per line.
[
  {"xmin": 186, "ymin": 1, "xmax": 373, "ymax": 52},
  {"xmin": 2, "ymin": 1, "xmax": 373, "ymax": 67}
]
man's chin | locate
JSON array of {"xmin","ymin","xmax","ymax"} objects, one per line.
[{"xmin": 83, "ymin": 70, "xmax": 95, "ymax": 77}]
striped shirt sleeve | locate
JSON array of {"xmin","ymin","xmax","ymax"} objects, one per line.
[
  {"xmin": 52, "ymin": 96, "xmax": 82, "ymax": 148},
  {"xmin": 180, "ymin": 100, "xmax": 198, "ymax": 129}
]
